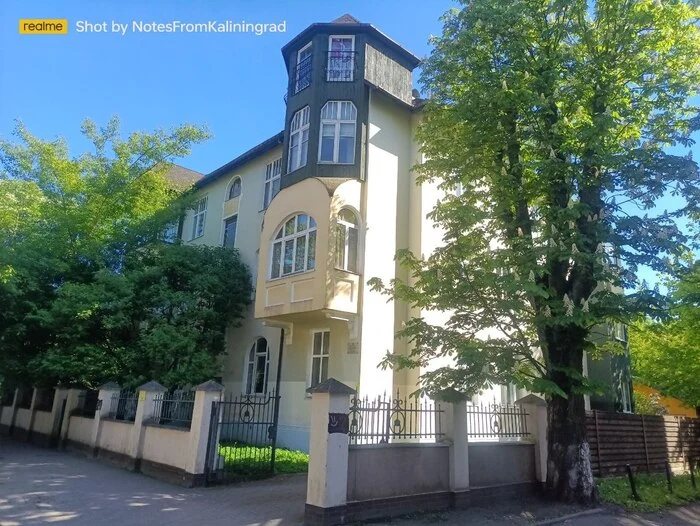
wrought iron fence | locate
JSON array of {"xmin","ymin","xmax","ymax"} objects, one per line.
[
  {"xmin": 150, "ymin": 390, "xmax": 195, "ymax": 429},
  {"xmin": 325, "ymin": 51, "xmax": 357, "ymax": 82},
  {"xmin": 349, "ymin": 391, "xmax": 444, "ymax": 446},
  {"xmin": 34, "ymin": 388, "xmax": 55, "ymax": 412},
  {"xmin": 466, "ymin": 402, "xmax": 529, "ymax": 440},
  {"xmin": 16, "ymin": 387, "xmax": 33, "ymax": 409},
  {"xmin": 108, "ymin": 390, "xmax": 138, "ymax": 422},
  {"xmin": 71, "ymin": 390, "xmax": 99, "ymax": 418}
]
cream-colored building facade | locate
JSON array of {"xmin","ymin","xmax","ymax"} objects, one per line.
[{"xmin": 178, "ymin": 15, "xmax": 631, "ymax": 451}]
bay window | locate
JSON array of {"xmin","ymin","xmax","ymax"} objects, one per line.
[
  {"xmin": 288, "ymin": 106, "xmax": 310, "ymax": 172},
  {"xmin": 319, "ymin": 101, "xmax": 357, "ymax": 164},
  {"xmin": 270, "ymin": 213, "xmax": 317, "ymax": 279}
]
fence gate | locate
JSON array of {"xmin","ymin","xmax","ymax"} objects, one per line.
[{"xmin": 204, "ymin": 391, "xmax": 280, "ymax": 484}]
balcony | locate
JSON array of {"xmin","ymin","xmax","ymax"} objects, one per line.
[{"xmin": 325, "ymin": 51, "xmax": 357, "ymax": 82}]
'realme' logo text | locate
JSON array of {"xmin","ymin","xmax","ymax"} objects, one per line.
[{"xmin": 19, "ymin": 19, "xmax": 68, "ymax": 34}]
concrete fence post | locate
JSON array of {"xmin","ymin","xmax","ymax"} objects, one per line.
[
  {"xmin": 59, "ymin": 388, "xmax": 84, "ymax": 447},
  {"xmin": 185, "ymin": 380, "xmax": 224, "ymax": 486},
  {"xmin": 516, "ymin": 394, "xmax": 548, "ymax": 485},
  {"xmin": 440, "ymin": 399, "xmax": 470, "ymax": 494},
  {"xmin": 305, "ymin": 378, "xmax": 355, "ymax": 526},
  {"xmin": 50, "ymin": 387, "xmax": 70, "ymax": 447},
  {"xmin": 1, "ymin": 388, "xmax": 18, "ymax": 436},
  {"xmin": 130, "ymin": 380, "xmax": 167, "ymax": 470},
  {"xmin": 26, "ymin": 388, "xmax": 40, "ymax": 442},
  {"xmin": 91, "ymin": 382, "xmax": 121, "ymax": 456}
]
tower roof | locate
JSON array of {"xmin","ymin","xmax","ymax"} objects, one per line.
[
  {"xmin": 281, "ymin": 15, "xmax": 420, "ymax": 71},
  {"xmin": 331, "ymin": 14, "xmax": 361, "ymax": 24}
]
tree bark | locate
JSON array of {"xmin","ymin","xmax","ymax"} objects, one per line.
[{"xmin": 546, "ymin": 375, "xmax": 597, "ymax": 503}]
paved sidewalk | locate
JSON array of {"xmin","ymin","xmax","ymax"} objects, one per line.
[{"xmin": 0, "ymin": 437, "xmax": 305, "ymax": 526}]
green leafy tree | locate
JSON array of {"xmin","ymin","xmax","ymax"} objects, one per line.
[
  {"xmin": 34, "ymin": 244, "xmax": 252, "ymax": 388},
  {"xmin": 0, "ymin": 118, "xmax": 209, "ymax": 384},
  {"xmin": 631, "ymin": 262, "xmax": 700, "ymax": 412},
  {"xmin": 370, "ymin": 0, "xmax": 700, "ymax": 503},
  {"xmin": 633, "ymin": 390, "xmax": 668, "ymax": 416}
]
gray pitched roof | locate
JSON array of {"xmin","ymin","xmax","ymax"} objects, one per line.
[
  {"xmin": 331, "ymin": 14, "xmax": 361, "ymax": 24},
  {"xmin": 163, "ymin": 164, "xmax": 203, "ymax": 189}
]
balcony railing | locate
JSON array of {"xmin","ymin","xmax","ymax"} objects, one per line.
[
  {"xmin": 325, "ymin": 51, "xmax": 357, "ymax": 82},
  {"xmin": 289, "ymin": 54, "xmax": 313, "ymax": 95}
]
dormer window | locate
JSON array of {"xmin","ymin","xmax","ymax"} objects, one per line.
[
  {"xmin": 319, "ymin": 101, "xmax": 357, "ymax": 164},
  {"xmin": 327, "ymin": 36, "xmax": 354, "ymax": 82},
  {"xmin": 295, "ymin": 43, "xmax": 313, "ymax": 94}
]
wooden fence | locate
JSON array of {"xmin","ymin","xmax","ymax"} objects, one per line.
[{"xmin": 586, "ymin": 410, "xmax": 700, "ymax": 477}]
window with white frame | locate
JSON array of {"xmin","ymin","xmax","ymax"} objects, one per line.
[
  {"xmin": 327, "ymin": 36, "xmax": 354, "ymax": 82},
  {"xmin": 309, "ymin": 330, "xmax": 330, "ymax": 388},
  {"xmin": 245, "ymin": 337, "xmax": 270, "ymax": 395},
  {"xmin": 227, "ymin": 177, "xmax": 241, "ymax": 200},
  {"xmin": 162, "ymin": 221, "xmax": 178, "ymax": 244},
  {"xmin": 295, "ymin": 42, "xmax": 313, "ymax": 93},
  {"xmin": 288, "ymin": 106, "xmax": 310, "ymax": 172},
  {"xmin": 270, "ymin": 213, "xmax": 317, "ymax": 279},
  {"xmin": 223, "ymin": 215, "xmax": 237, "ymax": 249},
  {"xmin": 190, "ymin": 196, "xmax": 207, "ymax": 239},
  {"xmin": 335, "ymin": 209, "xmax": 359, "ymax": 272},
  {"xmin": 264, "ymin": 158, "xmax": 282, "ymax": 209},
  {"xmin": 319, "ymin": 101, "xmax": 357, "ymax": 164}
]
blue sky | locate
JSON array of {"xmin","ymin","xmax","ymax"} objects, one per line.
[
  {"xmin": 0, "ymin": 0, "xmax": 454, "ymax": 173},
  {"xmin": 2, "ymin": 0, "xmax": 696, "ymax": 287}
]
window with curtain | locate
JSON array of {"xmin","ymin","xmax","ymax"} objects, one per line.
[
  {"xmin": 288, "ymin": 106, "xmax": 310, "ymax": 172},
  {"xmin": 228, "ymin": 177, "xmax": 241, "ymax": 200},
  {"xmin": 245, "ymin": 337, "xmax": 270, "ymax": 395},
  {"xmin": 190, "ymin": 196, "xmax": 207, "ymax": 239},
  {"xmin": 270, "ymin": 213, "xmax": 317, "ymax": 279},
  {"xmin": 223, "ymin": 215, "xmax": 238, "ymax": 249},
  {"xmin": 335, "ymin": 209, "xmax": 359, "ymax": 272},
  {"xmin": 319, "ymin": 101, "xmax": 356, "ymax": 164}
]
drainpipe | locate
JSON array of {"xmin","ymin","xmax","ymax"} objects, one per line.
[{"xmin": 270, "ymin": 327, "xmax": 284, "ymax": 472}]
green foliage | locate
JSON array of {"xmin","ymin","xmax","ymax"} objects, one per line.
[
  {"xmin": 0, "ymin": 118, "xmax": 215, "ymax": 386},
  {"xmin": 218, "ymin": 443, "xmax": 309, "ymax": 475},
  {"xmin": 633, "ymin": 390, "xmax": 669, "ymax": 416},
  {"xmin": 371, "ymin": 0, "xmax": 700, "ymax": 406},
  {"xmin": 32, "ymin": 244, "xmax": 252, "ymax": 388},
  {"xmin": 597, "ymin": 473, "xmax": 700, "ymax": 512},
  {"xmin": 631, "ymin": 262, "xmax": 700, "ymax": 408}
]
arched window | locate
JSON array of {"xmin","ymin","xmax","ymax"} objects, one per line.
[
  {"xmin": 319, "ymin": 101, "xmax": 357, "ymax": 164},
  {"xmin": 227, "ymin": 177, "xmax": 242, "ymax": 200},
  {"xmin": 245, "ymin": 337, "xmax": 270, "ymax": 395},
  {"xmin": 270, "ymin": 213, "xmax": 317, "ymax": 279},
  {"xmin": 288, "ymin": 106, "xmax": 310, "ymax": 172},
  {"xmin": 335, "ymin": 209, "xmax": 359, "ymax": 273}
]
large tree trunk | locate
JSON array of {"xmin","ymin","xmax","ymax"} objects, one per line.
[{"xmin": 546, "ymin": 389, "xmax": 597, "ymax": 503}]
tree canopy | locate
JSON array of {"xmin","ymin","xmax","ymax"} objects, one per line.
[
  {"xmin": 370, "ymin": 0, "xmax": 700, "ymax": 502},
  {"xmin": 631, "ymin": 260, "xmax": 700, "ymax": 410},
  {"xmin": 0, "ymin": 118, "xmax": 253, "ymax": 388}
]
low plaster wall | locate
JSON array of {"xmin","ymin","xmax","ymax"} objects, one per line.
[
  {"xmin": 468, "ymin": 442, "xmax": 536, "ymax": 487},
  {"xmin": 347, "ymin": 443, "xmax": 450, "ymax": 502},
  {"xmin": 15, "ymin": 408, "xmax": 32, "ymax": 430},
  {"xmin": 67, "ymin": 415, "xmax": 94, "ymax": 446},
  {"xmin": 0, "ymin": 406, "xmax": 12, "ymax": 427},
  {"xmin": 141, "ymin": 424, "xmax": 191, "ymax": 471},
  {"xmin": 32, "ymin": 410, "xmax": 54, "ymax": 436},
  {"xmin": 98, "ymin": 419, "xmax": 133, "ymax": 456}
]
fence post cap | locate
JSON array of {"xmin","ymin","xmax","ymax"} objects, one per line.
[
  {"xmin": 99, "ymin": 381, "xmax": 121, "ymax": 390},
  {"xmin": 514, "ymin": 394, "xmax": 546, "ymax": 406},
  {"xmin": 137, "ymin": 380, "xmax": 167, "ymax": 393},
  {"xmin": 306, "ymin": 378, "xmax": 355, "ymax": 395},
  {"xmin": 194, "ymin": 380, "xmax": 224, "ymax": 392}
]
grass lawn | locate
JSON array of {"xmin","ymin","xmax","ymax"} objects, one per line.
[
  {"xmin": 597, "ymin": 472, "xmax": 700, "ymax": 512},
  {"xmin": 218, "ymin": 442, "xmax": 309, "ymax": 475}
]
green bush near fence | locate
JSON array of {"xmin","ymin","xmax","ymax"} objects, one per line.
[
  {"xmin": 218, "ymin": 442, "xmax": 309, "ymax": 475},
  {"xmin": 597, "ymin": 473, "xmax": 700, "ymax": 512}
]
